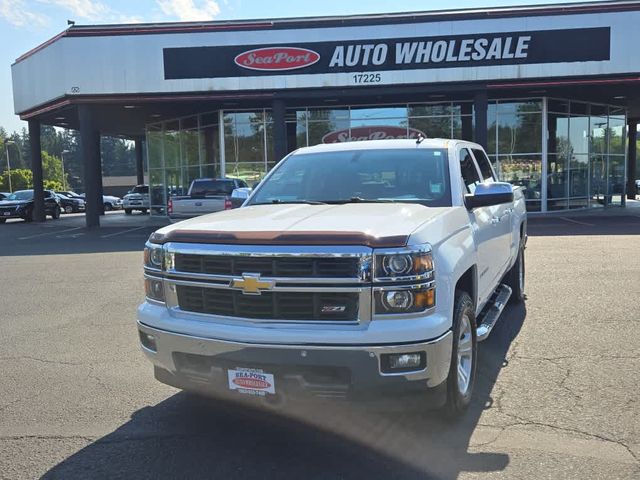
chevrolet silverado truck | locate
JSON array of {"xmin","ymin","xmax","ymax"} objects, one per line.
[{"xmin": 138, "ymin": 139, "xmax": 526, "ymax": 416}]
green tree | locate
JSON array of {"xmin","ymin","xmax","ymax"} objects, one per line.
[{"xmin": 0, "ymin": 169, "xmax": 33, "ymax": 191}]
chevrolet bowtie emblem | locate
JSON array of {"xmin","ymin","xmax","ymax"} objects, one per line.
[{"xmin": 231, "ymin": 273, "xmax": 275, "ymax": 295}]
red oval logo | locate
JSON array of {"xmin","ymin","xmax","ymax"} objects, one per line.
[
  {"xmin": 232, "ymin": 377, "xmax": 271, "ymax": 389},
  {"xmin": 322, "ymin": 126, "xmax": 426, "ymax": 144},
  {"xmin": 234, "ymin": 47, "xmax": 320, "ymax": 71}
]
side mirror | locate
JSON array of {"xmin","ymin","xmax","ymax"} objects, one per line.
[{"xmin": 465, "ymin": 182, "xmax": 514, "ymax": 209}]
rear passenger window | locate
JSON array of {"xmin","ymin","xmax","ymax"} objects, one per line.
[
  {"xmin": 472, "ymin": 149, "xmax": 496, "ymax": 182},
  {"xmin": 459, "ymin": 148, "xmax": 482, "ymax": 194}
]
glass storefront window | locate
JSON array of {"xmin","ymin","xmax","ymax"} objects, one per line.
[
  {"xmin": 569, "ymin": 116, "xmax": 589, "ymax": 155},
  {"xmin": 409, "ymin": 117, "xmax": 450, "ymax": 139},
  {"xmin": 495, "ymin": 154, "xmax": 542, "ymax": 212},
  {"xmin": 608, "ymin": 116, "xmax": 626, "ymax": 155},
  {"xmin": 496, "ymin": 111, "xmax": 542, "ymax": 154}
]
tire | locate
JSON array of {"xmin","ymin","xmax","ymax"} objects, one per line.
[
  {"xmin": 65, "ymin": 205, "xmax": 73, "ymax": 214},
  {"xmin": 444, "ymin": 290, "xmax": 477, "ymax": 418},
  {"xmin": 141, "ymin": 208, "xmax": 148, "ymax": 214},
  {"xmin": 0, "ymin": 218, "xmax": 6, "ymax": 224},
  {"xmin": 104, "ymin": 203, "xmax": 113, "ymax": 211},
  {"xmin": 51, "ymin": 206, "xmax": 61, "ymax": 220},
  {"xmin": 23, "ymin": 210, "xmax": 33, "ymax": 222},
  {"xmin": 506, "ymin": 241, "xmax": 525, "ymax": 304},
  {"xmin": 124, "ymin": 209, "xmax": 132, "ymax": 215}
]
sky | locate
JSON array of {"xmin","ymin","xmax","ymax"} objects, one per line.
[{"xmin": 1, "ymin": 0, "xmax": 595, "ymax": 134}]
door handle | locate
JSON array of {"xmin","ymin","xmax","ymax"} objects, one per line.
[{"xmin": 491, "ymin": 217, "xmax": 500, "ymax": 225}]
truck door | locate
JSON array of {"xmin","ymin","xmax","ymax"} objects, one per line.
[
  {"xmin": 471, "ymin": 147, "xmax": 514, "ymax": 279},
  {"xmin": 459, "ymin": 147, "xmax": 504, "ymax": 307}
]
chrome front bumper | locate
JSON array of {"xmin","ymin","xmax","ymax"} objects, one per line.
[{"xmin": 138, "ymin": 321, "xmax": 453, "ymax": 401}]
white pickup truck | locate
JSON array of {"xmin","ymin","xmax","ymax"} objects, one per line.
[
  {"xmin": 138, "ymin": 139, "xmax": 526, "ymax": 416},
  {"xmin": 168, "ymin": 178, "xmax": 248, "ymax": 219}
]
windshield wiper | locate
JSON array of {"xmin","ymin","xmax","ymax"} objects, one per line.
[
  {"xmin": 252, "ymin": 199, "xmax": 328, "ymax": 205},
  {"xmin": 324, "ymin": 197, "xmax": 398, "ymax": 204}
]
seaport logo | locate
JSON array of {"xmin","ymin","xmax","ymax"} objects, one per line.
[
  {"xmin": 322, "ymin": 126, "xmax": 426, "ymax": 143},
  {"xmin": 234, "ymin": 47, "xmax": 320, "ymax": 71}
]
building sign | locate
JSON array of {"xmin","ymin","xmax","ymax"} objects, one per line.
[
  {"xmin": 322, "ymin": 126, "xmax": 425, "ymax": 143},
  {"xmin": 234, "ymin": 47, "xmax": 320, "ymax": 71},
  {"xmin": 164, "ymin": 27, "xmax": 610, "ymax": 79}
]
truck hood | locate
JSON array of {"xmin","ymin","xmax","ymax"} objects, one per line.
[{"xmin": 152, "ymin": 203, "xmax": 449, "ymax": 247}]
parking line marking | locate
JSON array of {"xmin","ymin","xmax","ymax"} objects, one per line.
[
  {"xmin": 559, "ymin": 217, "xmax": 595, "ymax": 227},
  {"xmin": 100, "ymin": 226, "xmax": 148, "ymax": 238},
  {"xmin": 19, "ymin": 227, "xmax": 83, "ymax": 240}
]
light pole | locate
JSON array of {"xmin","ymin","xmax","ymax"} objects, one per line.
[
  {"xmin": 4, "ymin": 140, "xmax": 15, "ymax": 193},
  {"xmin": 61, "ymin": 149, "xmax": 70, "ymax": 191}
]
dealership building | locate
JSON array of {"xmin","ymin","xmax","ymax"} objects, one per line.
[{"xmin": 11, "ymin": 0, "xmax": 640, "ymax": 225}]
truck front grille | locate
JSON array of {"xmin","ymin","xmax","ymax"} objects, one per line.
[
  {"xmin": 176, "ymin": 285, "xmax": 359, "ymax": 321},
  {"xmin": 175, "ymin": 253, "xmax": 359, "ymax": 278}
]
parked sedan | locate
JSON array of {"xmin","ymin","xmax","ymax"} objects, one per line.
[
  {"xmin": 55, "ymin": 193, "xmax": 86, "ymax": 214},
  {"xmin": 0, "ymin": 190, "xmax": 61, "ymax": 223}
]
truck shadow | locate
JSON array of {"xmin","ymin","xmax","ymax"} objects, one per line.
[{"xmin": 42, "ymin": 304, "xmax": 525, "ymax": 480}]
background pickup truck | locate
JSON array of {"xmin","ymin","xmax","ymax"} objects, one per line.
[
  {"xmin": 168, "ymin": 178, "xmax": 248, "ymax": 219},
  {"xmin": 139, "ymin": 138, "xmax": 526, "ymax": 417}
]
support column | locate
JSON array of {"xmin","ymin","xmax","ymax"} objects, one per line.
[
  {"xmin": 627, "ymin": 118, "xmax": 638, "ymax": 200},
  {"xmin": 79, "ymin": 105, "xmax": 101, "ymax": 227},
  {"xmin": 473, "ymin": 91, "xmax": 488, "ymax": 149},
  {"xmin": 135, "ymin": 137, "xmax": 145, "ymax": 185},
  {"xmin": 272, "ymin": 99, "xmax": 287, "ymax": 162},
  {"xmin": 96, "ymin": 137, "xmax": 105, "ymax": 216},
  {"xmin": 461, "ymin": 103, "xmax": 473, "ymax": 141},
  {"xmin": 29, "ymin": 120, "xmax": 45, "ymax": 222}
]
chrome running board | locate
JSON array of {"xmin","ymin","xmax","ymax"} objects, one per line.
[{"xmin": 476, "ymin": 284, "xmax": 512, "ymax": 342}]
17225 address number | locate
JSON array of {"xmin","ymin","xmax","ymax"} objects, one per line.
[{"xmin": 352, "ymin": 73, "xmax": 382, "ymax": 84}]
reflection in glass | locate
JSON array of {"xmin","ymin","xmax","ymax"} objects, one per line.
[
  {"xmin": 568, "ymin": 116, "xmax": 589, "ymax": 155},
  {"xmin": 495, "ymin": 155, "xmax": 542, "ymax": 210}
]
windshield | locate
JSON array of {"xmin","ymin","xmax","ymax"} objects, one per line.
[
  {"xmin": 7, "ymin": 190, "xmax": 33, "ymax": 201},
  {"xmin": 249, "ymin": 148, "xmax": 451, "ymax": 207}
]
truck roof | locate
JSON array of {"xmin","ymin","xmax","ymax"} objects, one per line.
[{"xmin": 296, "ymin": 138, "xmax": 476, "ymax": 154}]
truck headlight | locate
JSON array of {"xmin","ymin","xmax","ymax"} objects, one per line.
[
  {"xmin": 375, "ymin": 286, "xmax": 435, "ymax": 314},
  {"xmin": 374, "ymin": 247, "xmax": 434, "ymax": 281},
  {"xmin": 143, "ymin": 243, "xmax": 164, "ymax": 270}
]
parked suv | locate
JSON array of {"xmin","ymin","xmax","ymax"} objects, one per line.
[
  {"xmin": 123, "ymin": 185, "xmax": 150, "ymax": 214},
  {"xmin": 0, "ymin": 189, "xmax": 61, "ymax": 222}
]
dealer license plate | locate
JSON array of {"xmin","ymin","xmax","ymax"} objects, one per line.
[{"xmin": 227, "ymin": 368, "xmax": 275, "ymax": 396}]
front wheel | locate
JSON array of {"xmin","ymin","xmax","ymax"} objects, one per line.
[
  {"xmin": 65, "ymin": 205, "xmax": 73, "ymax": 214},
  {"xmin": 104, "ymin": 203, "xmax": 113, "ymax": 211},
  {"xmin": 444, "ymin": 290, "xmax": 477, "ymax": 418},
  {"xmin": 51, "ymin": 206, "xmax": 61, "ymax": 219},
  {"xmin": 0, "ymin": 218, "xmax": 6, "ymax": 224},
  {"xmin": 124, "ymin": 209, "xmax": 132, "ymax": 215},
  {"xmin": 141, "ymin": 208, "xmax": 148, "ymax": 214}
]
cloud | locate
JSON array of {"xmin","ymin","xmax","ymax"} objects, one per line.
[
  {"xmin": 157, "ymin": 0, "xmax": 221, "ymax": 22},
  {"xmin": 0, "ymin": 0, "xmax": 48, "ymax": 27},
  {"xmin": 39, "ymin": 0, "xmax": 109, "ymax": 20}
]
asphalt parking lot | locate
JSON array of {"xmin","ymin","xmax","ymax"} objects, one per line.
[{"xmin": 0, "ymin": 212, "xmax": 639, "ymax": 479}]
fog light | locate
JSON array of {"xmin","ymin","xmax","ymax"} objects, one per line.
[
  {"xmin": 381, "ymin": 352, "xmax": 426, "ymax": 373},
  {"xmin": 139, "ymin": 330, "xmax": 157, "ymax": 352},
  {"xmin": 390, "ymin": 353, "xmax": 422, "ymax": 369},
  {"xmin": 144, "ymin": 278, "xmax": 165, "ymax": 302}
]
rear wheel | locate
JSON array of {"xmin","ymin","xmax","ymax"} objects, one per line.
[
  {"xmin": 444, "ymin": 291, "xmax": 477, "ymax": 418},
  {"xmin": 124, "ymin": 209, "xmax": 132, "ymax": 215}
]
